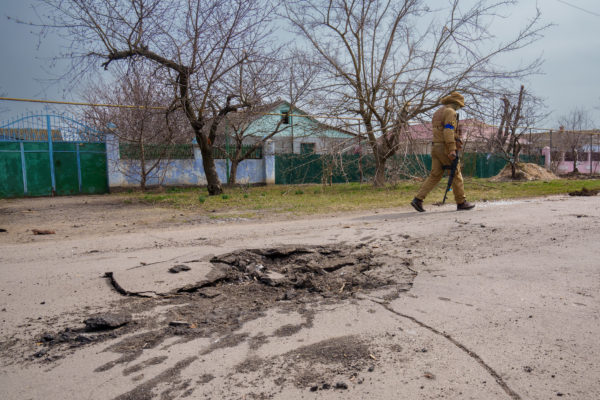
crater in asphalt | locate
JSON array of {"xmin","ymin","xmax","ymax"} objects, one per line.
[
  {"xmin": 205, "ymin": 244, "xmax": 393, "ymax": 294},
  {"xmin": 7, "ymin": 243, "xmax": 417, "ymax": 396}
]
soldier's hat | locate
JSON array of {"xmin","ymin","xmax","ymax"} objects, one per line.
[{"xmin": 441, "ymin": 91, "xmax": 465, "ymax": 108}]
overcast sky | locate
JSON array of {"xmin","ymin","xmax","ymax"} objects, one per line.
[{"xmin": 1, "ymin": 0, "xmax": 599, "ymax": 128}]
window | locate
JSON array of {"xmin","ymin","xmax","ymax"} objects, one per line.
[
  {"xmin": 281, "ymin": 109, "xmax": 290, "ymax": 124},
  {"xmin": 301, "ymin": 142, "xmax": 316, "ymax": 154}
]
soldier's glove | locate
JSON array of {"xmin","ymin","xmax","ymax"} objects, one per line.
[{"xmin": 455, "ymin": 138, "xmax": 463, "ymax": 151}]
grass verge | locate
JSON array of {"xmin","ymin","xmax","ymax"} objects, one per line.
[{"xmin": 119, "ymin": 178, "xmax": 600, "ymax": 217}]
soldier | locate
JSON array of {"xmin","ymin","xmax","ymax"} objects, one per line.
[{"xmin": 410, "ymin": 91, "xmax": 475, "ymax": 212}]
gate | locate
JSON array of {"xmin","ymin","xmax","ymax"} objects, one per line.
[{"xmin": 0, "ymin": 114, "xmax": 108, "ymax": 198}]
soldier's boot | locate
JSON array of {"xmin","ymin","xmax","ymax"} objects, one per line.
[
  {"xmin": 457, "ymin": 201, "xmax": 475, "ymax": 211},
  {"xmin": 411, "ymin": 197, "xmax": 425, "ymax": 212}
]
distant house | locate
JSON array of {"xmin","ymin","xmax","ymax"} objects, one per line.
[
  {"xmin": 403, "ymin": 118, "xmax": 507, "ymax": 154},
  {"xmin": 212, "ymin": 100, "xmax": 352, "ymax": 155}
]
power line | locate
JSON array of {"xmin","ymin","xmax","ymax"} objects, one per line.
[
  {"xmin": 2, "ymin": 95, "xmax": 598, "ymax": 134},
  {"xmin": 0, "ymin": 96, "xmax": 166, "ymax": 110},
  {"xmin": 556, "ymin": 0, "xmax": 600, "ymax": 17}
]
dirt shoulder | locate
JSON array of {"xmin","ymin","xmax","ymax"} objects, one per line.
[
  {"xmin": 1, "ymin": 195, "xmax": 599, "ymax": 399},
  {"xmin": 0, "ymin": 195, "xmax": 214, "ymax": 244}
]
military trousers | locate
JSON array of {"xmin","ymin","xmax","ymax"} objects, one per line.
[{"xmin": 415, "ymin": 143, "xmax": 466, "ymax": 204}]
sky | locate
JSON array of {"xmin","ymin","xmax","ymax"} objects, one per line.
[{"xmin": 1, "ymin": 0, "xmax": 599, "ymax": 128}]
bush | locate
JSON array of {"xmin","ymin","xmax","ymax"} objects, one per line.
[{"xmin": 198, "ymin": 196, "xmax": 206, "ymax": 203}]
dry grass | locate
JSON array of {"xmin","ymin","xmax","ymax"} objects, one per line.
[{"xmin": 118, "ymin": 178, "xmax": 600, "ymax": 218}]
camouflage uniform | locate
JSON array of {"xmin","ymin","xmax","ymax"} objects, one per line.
[{"xmin": 411, "ymin": 91, "xmax": 474, "ymax": 212}]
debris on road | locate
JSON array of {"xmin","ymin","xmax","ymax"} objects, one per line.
[
  {"xmin": 103, "ymin": 272, "xmax": 155, "ymax": 298},
  {"xmin": 569, "ymin": 187, "xmax": 599, "ymax": 196},
  {"xmin": 84, "ymin": 314, "xmax": 131, "ymax": 331},
  {"xmin": 168, "ymin": 264, "xmax": 191, "ymax": 273},
  {"xmin": 424, "ymin": 372, "xmax": 436, "ymax": 380},
  {"xmin": 32, "ymin": 229, "xmax": 55, "ymax": 235},
  {"xmin": 168, "ymin": 321, "xmax": 191, "ymax": 328}
]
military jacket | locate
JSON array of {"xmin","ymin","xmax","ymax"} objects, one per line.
[{"xmin": 431, "ymin": 105, "xmax": 458, "ymax": 153}]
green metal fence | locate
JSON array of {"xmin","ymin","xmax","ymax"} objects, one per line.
[
  {"xmin": 118, "ymin": 143, "xmax": 263, "ymax": 160},
  {"xmin": 275, "ymin": 153, "xmax": 544, "ymax": 185},
  {"xmin": 119, "ymin": 143, "xmax": 195, "ymax": 160},
  {"xmin": 213, "ymin": 144, "xmax": 263, "ymax": 160},
  {"xmin": 0, "ymin": 114, "xmax": 108, "ymax": 198}
]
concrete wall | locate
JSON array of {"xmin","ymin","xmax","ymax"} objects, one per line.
[
  {"xmin": 106, "ymin": 134, "xmax": 274, "ymax": 188},
  {"xmin": 555, "ymin": 160, "xmax": 600, "ymax": 175},
  {"xmin": 542, "ymin": 146, "xmax": 600, "ymax": 175}
]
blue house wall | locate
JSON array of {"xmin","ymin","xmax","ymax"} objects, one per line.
[{"xmin": 240, "ymin": 102, "xmax": 350, "ymax": 154}]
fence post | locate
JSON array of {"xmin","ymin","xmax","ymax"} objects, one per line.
[
  {"xmin": 542, "ymin": 146, "xmax": 551, "ymax": 169},
  {"xmin": 264, "ymin": 139, "xmax": 275, "ymax": 185},
  {"xmin": 105, "ymin": 132, "xmax": 122, "ymax": 188},
  {"xmin": 20, "ymin": 142, "xmax": 28, "ymax": 195},
  {"xmin": 76, "ymin": 142, "xmax": 82, "ymax": 193},
  {"xmin": 47, "ymin": 115, "xmax": 56, "ymax": 194}
]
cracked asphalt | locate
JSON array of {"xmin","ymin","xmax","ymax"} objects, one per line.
[{"xmin": 0, "ymin": 194, "xmax": 599, "ymax": 399}]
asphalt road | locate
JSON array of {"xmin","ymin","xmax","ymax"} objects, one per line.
[{"xmin": 0, "ymin": 195, "xmax": 598, "ymax": 399}]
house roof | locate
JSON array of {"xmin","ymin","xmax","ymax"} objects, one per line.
[{"xmin": 206, "ymin": 100, "xmax": 350, "ymax": 140}]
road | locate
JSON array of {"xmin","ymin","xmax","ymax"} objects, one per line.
[{"xmin": 0, "ymin": 194, "xmax": 598, "ymax": 399}]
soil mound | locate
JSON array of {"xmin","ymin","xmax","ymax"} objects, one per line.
[{"xmin": 489, "ymin": 162, "xmax": 558, "ymax": 182}]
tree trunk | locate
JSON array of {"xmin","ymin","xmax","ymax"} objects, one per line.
[
  {"xmin": 198, "ymin": 142, "xmax": 223, "ymax": 195},
  {"xmin": 510, "ymin": 161, "xmax": 517, "ymax": 179},
  {"xmin": 229, "ymin": 160, "xmax": 238, "ymax": 186},
  {"xmin": 140, "ymin": 144, "xmax": 147, "ymax": 191},
  {"xmin": 373, "ymin": 156, "xmax": 387, "ymax": 187},
  {"xmin": 514, "ymin": 141, "xmax": 521, "ymax": 164}
]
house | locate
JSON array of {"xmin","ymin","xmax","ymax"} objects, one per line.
[
  {"xmin": 212, "ymin": 100, "xmax": 353, "ymax": 155},
  {"xmin": 402, "ymin": 118, "xmax": 498, "ymax": 154}
]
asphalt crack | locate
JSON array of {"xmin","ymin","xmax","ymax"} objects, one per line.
[{"xmin": 367, "ymin": 297, "xmax": 522, "ymax": 400}]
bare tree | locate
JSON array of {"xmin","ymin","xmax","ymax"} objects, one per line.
[
  {"xmin": 217, "ymin": 107, "xmax": 289, "ymax": 185},
  {"xmin": 465, "ymin": 83, "xmax": 546, "ymax": 178},
  {"xmin": 558, "ymin": 108, "xmax": 594, "ymax": 173},
  {"xmin": 491, "ymin": 85, "xmax": 525, "ymax": 178},
  {"xmin": 33, "ymin": 0, "xmax": 279, "ymax": 195},
  {"xmin": 285, "ymin": 0, "xmax": 548, "ymax": 186},
  {"xmin": 214, "ymin": 51, "xmax": 323, "ymax": 185},
  {"xmin": 85, "ymin": 64, "xmax": 190, "ymax": 190}
]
